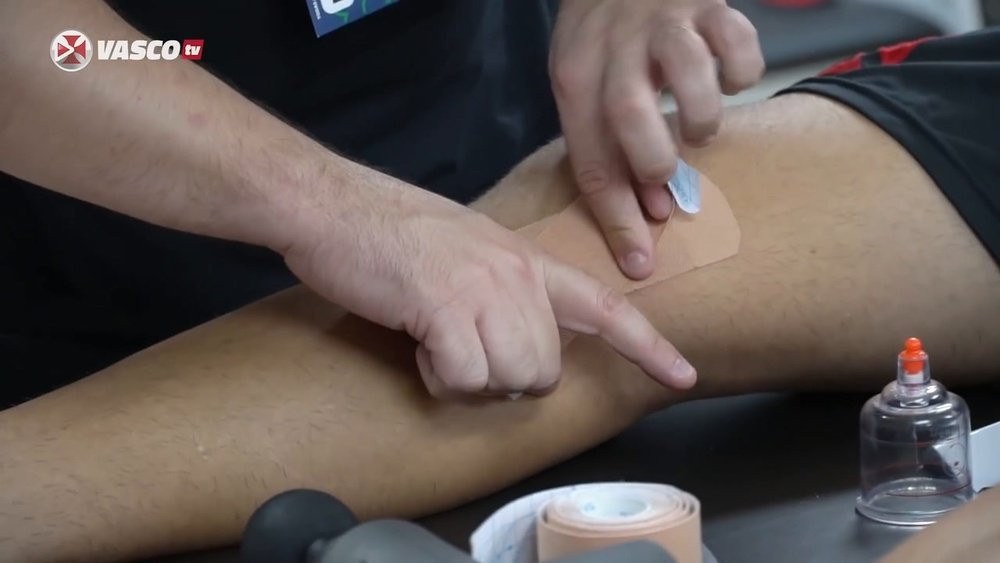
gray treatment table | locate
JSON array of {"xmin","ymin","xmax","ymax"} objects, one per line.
[{"xmin": 148, "ymin": 384, "xmax": 1000, "ymax": 563}]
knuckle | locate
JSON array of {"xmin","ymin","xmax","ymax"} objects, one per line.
[
  {"xmin": 596, "ymin": 286, "xmax": 630, "ymax": 324},
  {"xmin": 654, "ymin": 21, "xmax": 700, "ymax": 57},
  {"xmin": 727, "ymin": 71, "xmax": 761, "ymax": 93},
  {"xmin": 504, "ymin": 335, "xmax": 547, "ymax": 386},
  {"xmin": 730, "ymin": 8, "xmax": 760, "ymax": 40},
  {"xmin": 714, "ymin": 10, "xmax": 765, "ymax": 91},
  {"xmin": 606, "ymin": 27, "xmax": 637, "ymax": 53},
  {"xmin": 498, "ymin": 248, "xmax": 539, "ymax": 285},
  {"xmin": 650, "ymin": 8, "xmax": 676, "ymax": 29},
  {"xmin": 573, "ymin": 163, "xmax": 612, "ymax": 196},
  {"xmin": 495, "ymin": 364, "xmax": 538, "ymax": 392},
  {"xmin": 719, "ymin": 8, "xmax": 759, "ymax": 51},
  {"xmin": 542, "ymin": 360, "xmax": 562, "ymax": 387},
  {"xmin": 636, "ymin": 159, "xmax": 676, "ymax": 185},
  {"xmin": 426, "ymin": 384, "xmax": 449, "ymax": 399},
  {"xmin": 683, "ymin": 107, "xmax": 722, "ymax": 137},
  {"xmin": 445, "ymin": 364, "xmax": 488, "ymax": 393},
  {"xmin": 515, "ymin": 366, "xmax": 543, "ymax": 391},
  {"xmin": 550, "ymin": 60, "xmax": 586, "ymax": 99},
  {"xmin": 605, "ymin": 92, "xmax": 647, "ymax": 123},
  {"xmin": 516, "ymin": 251, "xmax": 541, "ymax": 281},
  {"xmin": 698, "ymin": 113, "xmax": 723, "ymax": 134},
  {"xmin": 432, "ymin": 347, "xmax": 488, "ymax": 393},
  {"xmin": 683, "ymin": 122, "xmax": 719, "ymax": 145}
]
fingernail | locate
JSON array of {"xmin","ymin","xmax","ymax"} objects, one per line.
[
  {"xmin": 672, "ymin": 356, "xmax": 697, "ymax": 388},
  {"xmin": 623, "ymin": 251, "xmax": 648, "ymax": 275}
]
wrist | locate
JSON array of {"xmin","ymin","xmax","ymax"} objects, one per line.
[
  {"xmin": 242, "ymin": 136, "xmax": 413, "ymax": 262},
  {"xmin": 224, "ymin": 129, "xmax": 358, "ymax": 256}
]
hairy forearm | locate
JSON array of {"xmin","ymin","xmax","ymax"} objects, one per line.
[
  {"xmin": 0, "ymin": 291, "xmax": 657, "ymax": 563},
  {"xmin": 0, "ymin": 0, "xmax": 381, "ymax": 252}
]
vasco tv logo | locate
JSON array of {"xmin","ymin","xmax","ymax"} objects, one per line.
[
  {"xmin": 50, "ymin": 30, "xmax": 93, "ymax": 72},
  {"xmin": 50, "ymin": 30, "xmax": 205, "ymax": 72}
]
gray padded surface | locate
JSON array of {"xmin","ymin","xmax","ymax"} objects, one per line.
[
  {"xmin": 147, "ymin": 385, "xmax": 1000, "ymax": 563},
  {"xmin": 727, "ymin": 1, "xmax": 941, "ymax": 68}
]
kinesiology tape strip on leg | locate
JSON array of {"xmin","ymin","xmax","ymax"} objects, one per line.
[{"xmin": 518, "ymin": 168, "xmax": 741, "ymax": 296}]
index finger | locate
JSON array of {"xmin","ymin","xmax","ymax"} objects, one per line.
[
  {"xmin": 543, "ymin": 258, "xmax": 696, "ymax": 389},
  {"xmin": 551, "ymin": 54, "xmax": 655, "ymax": 280}
]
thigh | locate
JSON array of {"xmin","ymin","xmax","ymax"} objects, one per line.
[
  {"xmin": 672, "ymin": 93, "xmax": 999, "ymax": 393},
  {"xmin": 482, "ymin": 92, "xmax": 1000, "ymax": 399}
]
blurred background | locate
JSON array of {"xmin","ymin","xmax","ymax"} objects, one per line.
[{"xmin": 665, "ymin": 0, "xmax": 995, "ymax": 109}]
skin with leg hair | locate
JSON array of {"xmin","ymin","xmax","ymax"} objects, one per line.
[{"xmin": 1, "ymin": 94, "xmax": 998, "ymax": 562}]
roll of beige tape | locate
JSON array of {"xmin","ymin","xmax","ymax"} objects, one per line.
[
  {"xmin": 537, "ymin": 483, "xmax": 701, "ymax": 563},
  {"xmin": 469, "ymin": 483, "xmax": 702, "ymax": 563}
]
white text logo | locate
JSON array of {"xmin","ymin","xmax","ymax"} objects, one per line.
[{"xmin": 51, "ymin": 31, "xmax": 204, "ymax": 72}]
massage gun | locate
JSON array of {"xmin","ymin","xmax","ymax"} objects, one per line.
[{"xmin": 240, "ymin": 489, "xmax": 676, "ymax": 563}]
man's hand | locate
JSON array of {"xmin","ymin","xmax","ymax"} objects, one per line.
[
  {"xmin": 282, "ymin": 169, "xmax": 696, "ymax": 398},
  {"xmin": 550, "ymin": 0, "xmax": 764, "ymax": 279}
]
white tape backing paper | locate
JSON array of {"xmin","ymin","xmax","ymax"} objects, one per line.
[
  {"xmin": 470, "ymin": 485, "xmax": 576, "ymax": 563},
  {"xmin": 972, "ymin": 419, "xmax": 1000, "ymax": 491},
  {"xmin": 667, "ymin": 159, "xmax": 701, "ymax": 214}
]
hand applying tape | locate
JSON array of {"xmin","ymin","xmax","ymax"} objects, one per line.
[
  {"xmin": 506, "ymin": 160, "xmax": 738, "ymax": 401},
  {"xmin": 523, "ymin": 159, "xmax": 737, "ymax": 305}
]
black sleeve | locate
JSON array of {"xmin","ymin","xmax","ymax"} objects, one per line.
[{"xmin": 775, "ymin": 28, "xmax": 1000, "ymax": 264}]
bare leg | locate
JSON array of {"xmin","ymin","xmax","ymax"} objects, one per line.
[{"xmin": 1, "ymin": 94, "xmax": 998, "ymax": 562}]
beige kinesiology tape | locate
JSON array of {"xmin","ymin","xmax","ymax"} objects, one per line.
[
  {"xmin": 518, "ymin": 168, "xmax": 741, "ymax": 295},
  {"xmin": 470, "ymin": 482, "xmax": 705, "ymax": 563}
]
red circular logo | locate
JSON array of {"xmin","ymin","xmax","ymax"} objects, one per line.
[{"xmin": 51, "ymin": 30, "xmax": 93, "ymax": 72}]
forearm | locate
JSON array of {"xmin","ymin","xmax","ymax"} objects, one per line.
[
  {"xmin": 0, "ymin": 0, "xmax": 379, "ymax": 252},
  {"xmin": 0, "ymin": 289, "xmax": 657, "ymax": 563}
]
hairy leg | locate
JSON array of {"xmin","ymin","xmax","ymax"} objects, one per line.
[
  {"xmin": 490, "ymin": 93, "xmax": 1000, "ymax": 398},
  {"xmin": 1, "ymin": 94, "xmax": 998, "ymax": 562}
]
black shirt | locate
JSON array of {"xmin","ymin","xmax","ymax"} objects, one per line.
[{"xmin": 1, "ymin": 0, "xmax": 561, "ymax": 404}]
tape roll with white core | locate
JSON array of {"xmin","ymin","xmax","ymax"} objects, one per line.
[
  {"xmin": 538, "ymin": 484, "xmax": 701, "ymax": 562},
  {"xmin": 469, "ymin": 483, "xmax": 702, "ymax": 563}
]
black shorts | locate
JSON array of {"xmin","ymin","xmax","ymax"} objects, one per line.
[{"xmin": 776, "ymin": 28, "xmax": 1000, "ymax": 264}]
